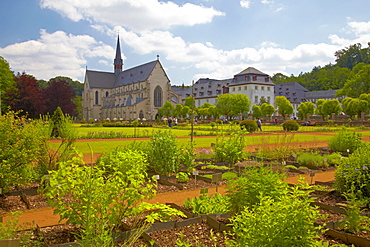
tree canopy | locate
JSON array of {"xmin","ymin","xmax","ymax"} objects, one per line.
[
  {"xmin": 275, "ymin": 96, "xmax": 293, "ymax": 119},
  {"xmin": 215, "ymin": 93, "xmax": 251, "ymax": 119}
]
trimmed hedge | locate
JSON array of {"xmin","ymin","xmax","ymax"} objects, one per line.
[
  {"xmin": 282, "ymin": 120, "xmax": 299, "ymax": 131},
  {"xmin": 102, "ymin": 122, "xmax": 153, "ymax": 127},
  {"xmin": 240, "ymin": 119, "xmax": 258, "ymax": 133}
]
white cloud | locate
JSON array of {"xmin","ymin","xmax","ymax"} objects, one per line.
[
  {"xmin": 0, "ymin": 30, "xmax": 114, "ymax": 81},
  {"xmin": 261, "ymin": 0, "xmax": 273, "ymax": 4},
  {"xmin": 40, "ymin": 0, "xmax": 225, "ymax": 32},
  {"xmin": 240, "ymin": 0, "xmax": 252, "ymax": 8}
]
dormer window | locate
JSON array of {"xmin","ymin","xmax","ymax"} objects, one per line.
[
  {"xmin": 265, "ymin": 77, "xmax": 269, "ymax": 82},
  {"xmin": 252, "ymin": 76, "xmax": 257, "ymax": 81},
  {"xmin": 245, "ymin": 76, "xmax": 250, "ymax": 81}
]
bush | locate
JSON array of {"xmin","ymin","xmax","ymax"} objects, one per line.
[
  {"xmin": 176, "ymin": 172, "xmax": 189, "ymax": 183},
  {"xmin": 147, "ymin": 130, "xmax": 181, "ymax": 176},
  {"xmin": 335, "ymin": 143, "xmax": 370, "ymax": 199},
  {"xmin": 226, "ymin": 167, "xmax": 288, "ymax": 212},
  {"xmin": 297, "ymin": 153, "xmax": 326, "ymax": 169},
  {"xmin": 282, "ymin": 120, "xmax": 300, "ymax": 131},
  {"xmin": 230, "ymin": 193, "xmax": 321, "ymax": 246},
  {"xmin": 328, "ymin": 130, "xmax": 363, "ymax": 153},
  {"xmin": 239, "ymin": 119, "xmax": 257, "ymax": 132},
  {"xmin": 0, "ymin": 112, "xmax": 49, "ymax": 192},
  {"xmin": 214, "ymin": 133, "xmax": 245, "ymax": 165},
  {"xmin": 183, "ymin": 193, "xmax": 229, "ymax": 216}
]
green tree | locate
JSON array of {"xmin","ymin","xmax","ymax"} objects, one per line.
[
  {"xmin": 260, "ymin": 103, "xmax": 275, "ymax": 118},
  {"xmin": 322, "ymin": 99, "xmax": 342, "ymax": 119},
  {"xmin": 158, "ymin": 100, "xmax": 175, "ymax": 117},
  {"xmin": 297, "ymin": 101, "xmax": 315, "ymax": 120},
  {"xmin": 315, "ymin": 99, "xmax": 325, "ymax": 120},
  {"xmin": 173, "ymin": 104, "xmax": 183, "ymax": 118},
  {"xmin": 183, "ymin": 96, "xmax": 195, "ymax": 108},
  {"xmin": 275, "ymin": 96, "xmax": 293, "ymax": 119},
  {"xmin": 337, "ymin": 63, "xmax": 370, "ymax": 97},
  {"xmin": 252, "ymin": 105, "xmax": 262, "ymax": 118},
  {"xmin": 335, "ymin": 43, "xmax": 370, "ymax": 70},
  {"xmin": 0, "ymin": 57, "xmax": 15, "ymax": 115},
  {"xmin": 342, "ymin": 97, "xmax": 368, "ymax": 118},
  {"xmin": 197, "ymin": 102, "xmax": 215, "ymax": 119},
  {"xmin": 215, "ymin": 93, "xmax": 251, "ymax": 119}
]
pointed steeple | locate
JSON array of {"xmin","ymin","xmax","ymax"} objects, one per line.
[{"xmin": 114, "ymin": 35, "xmax": 123, "ymax": 76}]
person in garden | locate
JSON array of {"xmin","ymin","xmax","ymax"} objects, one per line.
[
  {"xmin": 256, "ymin": 118, "xmax": 262, "ymax": 131},
  {"xmin": 167, "ymin": 117, "xmax": 173, "ymax": 127},
  {"xmin": 274, "ymin": 118, "xmax": 278, "ymax": 125}
]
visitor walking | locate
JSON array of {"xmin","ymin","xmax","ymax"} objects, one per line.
[
  {"xmin": 167, "ymin": 117, "xmax": 173, "ymax": 127},
  {"xmin": 274, "ymin": 118, "xmax": 278, "ymax": 125},
  {"xmin": 256, "ymin": 118, "xmax": 262, "ymax": 131}
]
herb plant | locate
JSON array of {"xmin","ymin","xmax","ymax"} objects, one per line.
[
  {"xmin": 214, "ymin": 132, "xmax": 245, "ymax": 166},
  {"xmin": 328, "ymin": 130, "xmax": 363, "ymax": 153}
]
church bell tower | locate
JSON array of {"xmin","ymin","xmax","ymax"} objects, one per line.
[{"xmin": 114, "ymin": 35, "xmax": 123, "ymax": 76}]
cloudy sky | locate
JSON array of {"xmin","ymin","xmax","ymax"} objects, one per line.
[{"xmin": 1, "ymin": 0, "xmax": 370, "ymax": 85}]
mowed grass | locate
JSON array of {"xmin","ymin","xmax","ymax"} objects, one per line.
[
  {"xmin": 53, "ymin": 123, "xmax": 369, "ymax": 155},
  {"xmin": 50, "ymin": 130, "xmax": 334, "ymax": 155}
]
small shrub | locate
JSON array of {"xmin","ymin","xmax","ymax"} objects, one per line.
[
  {"xmin": 176, "ymin": 172, "xmax": 189, "ymax": 183},
  {"xmin": 327, "ymin": 120, "xmax": 334, "ymax": 126},
  {"xmin": 328, "ymin": 130, "xmax": 363, "ymax": 153},
  {"xmin": 323, "ymin": 152, "xmax": 343, "ymax": 166},
  {"xmin": 226, "ymin": 167, "xmax": 288, "ymax": 212},
  {"xmin": 147, "ymin": 130, "xmax": 181, "ymax": 176},
  {"xmin": 297, "ymin": 153, "xmax": 326, "ymax": 169},
  {"xmin": 214, "ymin": 133, "xmax": 245, "ymax": 165},
  {"xmin": 239, "ymin": 119, "xmax": 257, "ymax": 132},
  {"xmin": 282, "ymin": 120, "xmax": 300, "ymax": 131},
  {"xmin": 215, "ymin": 119, "xmax": 223, "ymax": 124},
  {"xmin": 222, "ymin": 171, "xmax": 238, "ymax": 180},
  {"xmin": 183, "ymin": 193, "xmax": 229, "ymax": 215},
  {"xmin": 335, "ymin": 143, "xmax": 370, "ymax": 199},
  {"xmin": 230, "ymin": 192, "xmax": 321, "ymax": 246}
]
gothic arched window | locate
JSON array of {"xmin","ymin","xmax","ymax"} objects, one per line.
[
  {"xmin": 95, "ymin": 91, "xmax": 99, "ymax": 105},
  {"xmin": 154, "ymin": 86, "xmax": 162, "ymax": 107}
]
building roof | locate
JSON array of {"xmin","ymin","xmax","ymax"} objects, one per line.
[
  {"xmin": 234, "ymin": 67, "xmax": 268, "ymax": 76},
  {"xmin": 114, "ymin": 60, "xmax": 158, "ymax": 87},
  {"xmin": 85, "ymin": 70, "xmax": 116, "ymax": 88}
]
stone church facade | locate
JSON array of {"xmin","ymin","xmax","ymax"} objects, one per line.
[{"xmin": 82, "ymin": 36, "xmax": 181, "ymax": 121}]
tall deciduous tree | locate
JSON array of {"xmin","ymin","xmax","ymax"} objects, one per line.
[
  {"xmin": 322, "ymin": 99, "xmax": 342, "ymax": 119},
  {"xmin": 252, "ymin": 105, "xmax": 262, "ymax": 118},
  {"xmin": 342, "ymin": 97, "xmax": 369, "ymax": 118},
  {"xmin": 0, "ymin": 56, "xmax": 15, "ymax": 115},
  {"xmin": 158, "ymin": 100, "xmax": 174, "ymax": 117},
  {"xmin": 337, "ymin": 63, "xmax": 370, "ymax": 97},
  {"xmin": 260, "ymin": 103, "xmax": 275, "ymax": 118},
  {"xmin": 215, "ymin": 93, "xmax": 251, "ymax": 120},
  {"xmin": 43, "ymin": 78, "xmax": 77, "ymax": 116},
  {"xmin": 297, "ymin": 101, "xmax": 315, "ymax": 120},
  {"xmin": 6, "ymin": 73, "xmax": 46, "ymax": 118},
  {"xmin": 275, "ymin": 96, "xmax": 293, "ymax": 119}
]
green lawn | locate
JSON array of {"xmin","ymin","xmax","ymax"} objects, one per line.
[{"xmin": 61, "ymin": 123, "xmax": 368, "ymax": 155}]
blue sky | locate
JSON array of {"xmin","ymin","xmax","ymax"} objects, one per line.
[{"xmin": 1, "ymin": 0, "xmax": 370, "ymax": 86}]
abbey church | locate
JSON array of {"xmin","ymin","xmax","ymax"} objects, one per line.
[{"xmin": 82, "ymin": 36, "xmax": 182, "ymax": 121}]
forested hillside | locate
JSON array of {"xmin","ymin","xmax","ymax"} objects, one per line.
[{"xmin": 271, "ymin": 43, "xmax": 370, "ymax": 96}]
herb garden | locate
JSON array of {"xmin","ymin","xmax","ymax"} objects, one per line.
[{"xmin": 1, "ymin": 111, "xmax": 370, "ymax": 246}]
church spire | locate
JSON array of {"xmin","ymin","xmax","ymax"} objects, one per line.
[{"xmin": 114, "ymin": 35, "xmax": 123, "ymax": 76}]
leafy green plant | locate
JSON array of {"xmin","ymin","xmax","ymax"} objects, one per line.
[
  {"xmin": 179, "ymin": 141, "xmax": 196, "ymax": 171},
  {"xmin": 296, "ymin": 153, "xmax": 326, "ymax": 169},
  {"xmin": 322, "ymin": 152, "xmax": 343, "ymax": 166},
  {"xmin": 206, "ymin": 165, "xmax": 230, "ymax": 170},
  {"xmin": 147, "ymin": 130, "xmax": 181, "ymax": 176},
  {"xmin": 0, "ymin": 211, "xmax": 23, "ymax": 240},
  {"xmin": 328, "ymin": 130, "xmax": 363, "ymax": 153},
  {"xmin": 214, "ymin": 132, "xmax": 245, "ymax": 165},
  {"xmin": 239, "ymin": 119, "xmax": 257, "ymax": 132},
  {"xmin": 226, "ymin": 167, "xmax": 288, "ymax": 212},
  {"xmin": 176, "ymin": 172, "xmax": 189, "ymax": 183},
  {"xmin": 229, "ymin": 189, "xmax": 322, "ymax": 247},
  {"xmin": 335, "ymin": 144, "xmax": 370, "ymax": 202},
  {"xmin": 0, "ymin": 111, "xmax": 49, "ymax": 192},
  {"xmin": 183, "ymin": 193, "xmax": 230, "ymax": 215},
  {"xmin": 338, "ymin": 193, "xmax": 369, "ymax": 233},
  {"xmin": 282, "ymin": 119, "xmax": 300, "ymax": 131},
  {"xmin": 43, "ymin": 149, "xmax": 155, "ymax": 246},
  {"xmin": 222, "ymin": 171, "xmax": 238, "ymax": 180}
]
